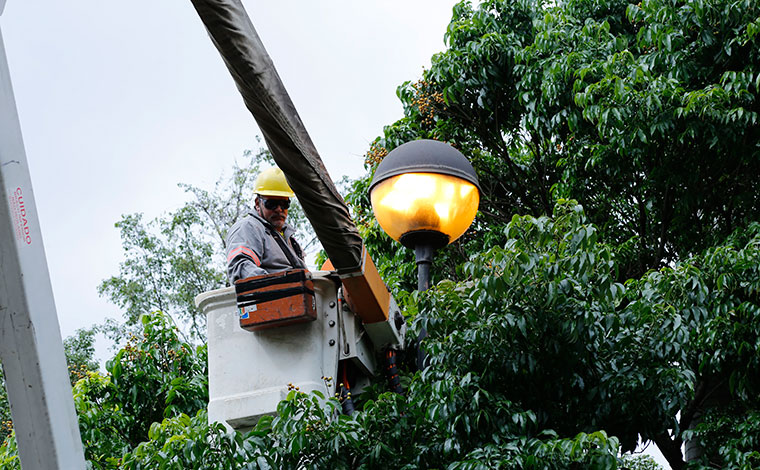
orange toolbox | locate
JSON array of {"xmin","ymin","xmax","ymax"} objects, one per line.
[{"xmin": 234, "ymin": 269, "xmax": 317, "ymax": 331}]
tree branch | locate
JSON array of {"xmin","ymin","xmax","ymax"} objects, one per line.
[{"xmin": 654, "ymin": 431, "xmax": 685, "ymax": 470}]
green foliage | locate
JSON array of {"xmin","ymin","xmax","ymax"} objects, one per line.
[
  {"xmin": 351, "ymin": 198, "xmax": 760, "ymax": 468},
  {"xmin": 121, "ymin": 411, "xmax": 269, "ymax": 470},
  {"xmin": 73, "ymin": 312, "xmax": 207, "ymax": 469},
  {"xmin": 421, "ymin": 201, "xmax": 642, "ymax": 448},
  {"xmin": 620, "ymin": 453, "xmax": 663, "ymax": 470},
  {"xmin": 622, "ymin": 222, "xmax": 760, "ymax": 467},
  {"xmin": 0, "ymin": 366, "xmax": 11, "ymax": 445},
  {"xmin": 64, "ymin": 327, "xmax": 100, "ymax": 385},
  {"xmin": 119, "ymin": 384, "xmax": 622, "ymax": 469},
  {"xmin": 683, "ymin": 408, "xmax": 760, "ymax": 470},
  {"xmin": 0, "ymin": 430, "xmax": 19, "ymax": 470}
]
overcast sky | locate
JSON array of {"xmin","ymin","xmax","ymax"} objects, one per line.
[{"xmin": 2, "ymin": 0, "xmax": 461, "ymax": 341}]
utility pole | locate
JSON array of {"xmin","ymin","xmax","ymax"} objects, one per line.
[{"xmin": 0, "ymin": 2, "xmax": 86, "ymax": 468}]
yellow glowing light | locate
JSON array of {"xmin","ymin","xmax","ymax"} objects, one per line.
[{"xmin": 370, "ymin": 172, "xmax": 479, "ymax": 244}]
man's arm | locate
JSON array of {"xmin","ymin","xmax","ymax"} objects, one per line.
[{"xmin": 226, "ymin": 219, "xmax": 268, "ymax": 283}]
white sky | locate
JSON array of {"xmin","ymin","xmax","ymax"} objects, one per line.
[
  {"xmin": 1, "ymin": 1, "xmax": 670, "ymax": 466},
  {"xmin": 2, "ymin": 0, "xmax": 459, "ymax": 340}
]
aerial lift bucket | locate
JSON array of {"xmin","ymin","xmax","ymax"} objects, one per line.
[{"xmin": 196, "ymin": 270, "xmax": 405, "ymax": 432}]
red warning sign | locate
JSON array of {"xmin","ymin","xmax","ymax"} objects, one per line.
[{"xmin": 9, "ymin": 186, "xmax": 32, "ymax": 245}]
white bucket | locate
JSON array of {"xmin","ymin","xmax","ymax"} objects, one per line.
[{"xmin": 196, "ymin": 271, "xmax": 340, "ymax": 431}]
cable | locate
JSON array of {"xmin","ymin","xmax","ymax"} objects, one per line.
[
  {"xmin": 338, "ymin": 362, "xmax": 355, "ymax": 415},
  {"xmin": 385, "ymin": 349, "xmax": 404, "ymax": 394}
]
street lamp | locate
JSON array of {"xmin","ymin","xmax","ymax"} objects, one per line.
[
  {"xmin": 369, "ymin": 139, "xmax": 481, "ymax": 291},
  {"xmin": 369, "ymin": 139, "xmax": 480, "ymax": 369}
]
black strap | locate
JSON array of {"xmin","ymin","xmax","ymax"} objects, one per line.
[
  {"xmin": 267, "ymin": 227, "xmax": 303, "ymax": 269},
  {"xmin": 235, "ymin": 270, "xmax": 308, "ymax": 294},
  {"xmin": 238, "ymin": 286, "xmax": 315, "ymax": 305}
]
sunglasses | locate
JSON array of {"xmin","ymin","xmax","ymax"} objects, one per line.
[{"xmin": 261, "ymin": 197, "xmax": 291, "ymax": 210}]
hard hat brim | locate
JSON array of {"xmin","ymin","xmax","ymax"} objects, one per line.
[{"xmin": 256, "ymin": 189, "xmax": 295, "ymax": 198}]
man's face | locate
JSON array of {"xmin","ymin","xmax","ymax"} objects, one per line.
[{"xmin": 256, "ymin": 196, "xmax": 290, "ymax": 231}]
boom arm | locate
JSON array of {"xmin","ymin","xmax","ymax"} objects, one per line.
[{"xmin": 190, "ymin": 0, "xmax": 391, "ymax": 324}]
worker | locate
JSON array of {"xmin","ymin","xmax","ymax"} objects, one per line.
[{"xmin": 226, "ymin": 167, "xmax": 306, "ymax": 283}]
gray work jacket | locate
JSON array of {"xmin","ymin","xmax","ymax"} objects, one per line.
[{"xmin": 226, "ymin": 211, "xmax": 306, "ymax": 283}]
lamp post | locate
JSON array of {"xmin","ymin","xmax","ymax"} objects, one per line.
[{"xmin": 369, "ymin": 140, "xmax": 480, "ymax": 367}]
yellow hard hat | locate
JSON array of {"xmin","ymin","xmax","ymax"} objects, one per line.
[{"xmin": 254, "ymin": 167, "xmax": 295, "ymax": 198}]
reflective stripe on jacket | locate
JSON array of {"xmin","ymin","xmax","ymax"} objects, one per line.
[{"xmin": 225, "ymin": 211, "xmax": 306, "ymax": 283}]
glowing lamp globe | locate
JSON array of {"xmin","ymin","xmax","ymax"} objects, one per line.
[{"xmin": 369, "ymin": 140, "xmax": 480, "ymax": 249}]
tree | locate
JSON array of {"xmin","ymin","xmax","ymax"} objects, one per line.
[
  {"xmin": 620, "ymin": 454, "xmax": 663, "ymax": 470},
  {"xmin": 73, "ymin": 313, "xmax": 208, "ymax": 469},
  {"xmin": 352, "ymin": 0, "xmax": 760, "ymax": 467},
  {"xmin": 64, "ymin": 327, "xmax": 100, "ymax": 385}
]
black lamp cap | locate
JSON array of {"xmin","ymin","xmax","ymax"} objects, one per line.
[
  {"xmin": 399, "ymin": 230, "xmax": 449, "ymax": 250},
  {"xmin": 369, "ymin": 139, "xmax": 481, "ymax": 194}
]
